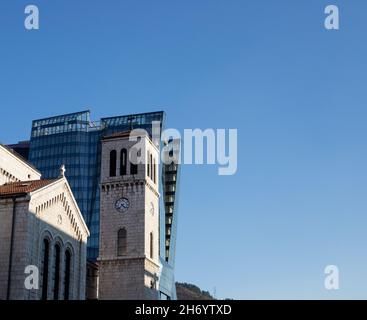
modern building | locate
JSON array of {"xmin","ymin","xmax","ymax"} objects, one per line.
[
  {"xmin": 7, "ymin": 140, "xmax": 30, "ymax": 160},
  {"xmin": 15, "ymin": 110, "xmax": 180, "ymax": 299},
  {"xmin": 0, "ymin": 144, "xmax": 89, "ymax": 300}
]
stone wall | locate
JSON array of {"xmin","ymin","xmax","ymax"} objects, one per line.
[
  {"xmin": 0, "ymin": 179, "xmax": 89, "ymax": 300},
  {"xmin": 98, "ymin": 133, "xmax": 161, "ymax": 300}
]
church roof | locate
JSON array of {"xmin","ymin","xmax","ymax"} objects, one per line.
[{"xmin": 0, "ymin": 179, "xmax": 57, "ymax": 197}]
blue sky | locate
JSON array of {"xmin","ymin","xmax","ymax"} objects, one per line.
[{"xmin": 1, "ymin": 0, "xmax": 367, "ymax": 299}]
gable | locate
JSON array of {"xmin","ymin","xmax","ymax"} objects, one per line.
[{"xmin": 28, "ymin": 178, "xmax": 90, "ymax": 242}]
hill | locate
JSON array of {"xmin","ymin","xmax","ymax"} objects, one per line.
[{"xmin": 176, "ymin": 282, "xmax": 215, "ymax": 300}]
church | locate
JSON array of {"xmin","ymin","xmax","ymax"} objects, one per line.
[
  {"xmin": 0, "ymin": 127, "xmax": 167, "ymax": 300},
  {"xmin": 0, "ymin": 144, "xmax": 89, "ymax": 300},
  {"xmin": 7, "ymin": 110, "xmax": 180, "ymax": 300}
]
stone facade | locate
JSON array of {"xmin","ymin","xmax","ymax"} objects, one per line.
[
  {"xmin": 0, "ymin": 147, "xmax": 89, "ymax": 300},
  {"xmin": 86, "ymin": 260, "xmax": 99, "ymax": 300},
  {"xmin": 98, "ymin": 132, "xmax": 161, "ymax": 300}
]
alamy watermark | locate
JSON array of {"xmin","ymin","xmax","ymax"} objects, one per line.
[
  {"xmin": 24, "ymin": 265, "xmax": 39, "ymax": 290},
  {"xmin": 24, "ymin": 5, "xmax": 39, "ymax": 30},
  {"xmin": 24, "ymin": 264, "xmax": 342, "ymax": 292},
  {"xmin": 128, "ymin": 122, "xmax": 238, "ymax": 176},
  {"xmin": 23, "ymin": 4, "xmax": 341, "ymax": 31},
  {"xmin": 325, "ymin": 5, "xmax": 339, "ymax": 30},
  {"xmin": 324, "ymin": 265, "xmax": 339, "ymax": 290}
]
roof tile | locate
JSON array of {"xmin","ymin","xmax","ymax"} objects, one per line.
[{"xmin": 0, "ymin": 179, "xmax": 57, "ymax": 197}]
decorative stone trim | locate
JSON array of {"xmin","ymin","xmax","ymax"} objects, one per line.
[
  {"xmin": 0, "ymin": 166, "xmax": 21, "ymax": 184},
  {"xmin": 35, "ymin": 191, "xmax": 83, "ymax": 241},
  {"xmin": 101, "ymin": 180, "xmax": 160, "ymax": 198}
]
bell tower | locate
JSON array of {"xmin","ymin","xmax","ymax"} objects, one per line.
[{"xmin": 98, "ymin": 131, "xmax": 161, "ymax": 300}]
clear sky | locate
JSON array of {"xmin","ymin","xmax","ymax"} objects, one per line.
[{"xmin": 1, "ymin": 0, "xmax": 367, "ymax": 299}]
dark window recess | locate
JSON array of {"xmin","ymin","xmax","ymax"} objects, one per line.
[
  {"xmin": 120, "ymin": 149, "xmax": 127, "ymax": 176},
  {"xmin": 110, "ymin": 150, "xmax": 117, "ymax": 177},
  {"xmin": 150, "ymin": 232, "xmax": 154, "ymax": 259},
  {"xmin": 64, "ymin": 250, "xmax": 71, "ymax": 300},
  {"xmin": 117, "ymin": 228, "xmax": 127, "ymax": 256},
  {"xmin": 53, "ymin": 244, "xmax": 61, "ymax": 300},
  {"xmin": 41, "ymin": 239, "xmax": 50, "ymax": 300}
]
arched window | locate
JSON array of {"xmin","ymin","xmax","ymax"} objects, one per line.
[
  {"xmin": 53, "ymin": 244, "xmax": 61, "ymax": 300},
  {"xmin": 150, "ymin": 232, "xmax": 154, "ymax": 259},
  {"xmin": 150, "ymin": 154, "xmax": 153, "ymax": 180},
  {"xmin": 41, "ymin": 238, "xmax": 50, "ymax": 300},
  {"xmin": 64, "ymin": 250, "xmax": 72, "ymax": 300},
  {"xmin": 153, "ymin": 158, "xmax": 156, "ymax": 184},
  {"xmin": 109, "ymin": 150, "xmax": 117, "ymax": 177},
  {"xmin": 120, "ymin": 149, "xmax": 127, "ymax": 176},
  {"xmin": 147, "ymin": 151, "xmax": 150, "ymax": 177},
  {"xmin": 130, "ymin": 161, "xmax": 138, "ymax": 175},
  {"xmin": 117, "ymin": 228, "xmax": 127, "ymax": 256}
]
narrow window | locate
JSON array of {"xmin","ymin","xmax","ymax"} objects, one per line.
[
  {"xmin": 64, "ymin": 250, "xmax": 71, "ymax": 300},
  {"xmin": 120, "ymin": 149, "xmax": 127, "ymax": 176},
  {"xmin": 150, "ymin": 154, "xmax": 153, "ymax": 180},
  {"xmin": 109, "ymin": 150, "xmax": 117, "ymax": 177},
  {"xmin": 130, "ymin": 161, "xmax": 138, "ymax": 175},
  {"xmin": 147, "ymin": 151, "xmax": 150, "ymax": 177},
  {"xmin": 41, "ymin": 239, "xmax": 50, "ymax": 300},
  {"xmin": 117, "ymin": 228, "xmax": 127, "ymax": 256},
  {"xmin": 153, "ymin": 158, "xmax": 156, "ymax": 184},
  {"xmin": 150, "ymin": 232, "xmax": 154, "ymax": 259},
  {"xmin": 53, "ymin": 244, "xmax": 61, "ymax": 300}
]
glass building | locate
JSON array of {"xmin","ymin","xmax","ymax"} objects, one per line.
[{"xmin": 26, "ymin": 110, "xmax": 180, "ymax": 299}]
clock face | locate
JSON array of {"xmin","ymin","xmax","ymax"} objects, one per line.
[
  {"xmin": 115, "ymin": 198, "xmax": 130, "ymax": 213},
  {"xmin": 150, "ymin": 202, "xmax": 154, "ymax": 216}
]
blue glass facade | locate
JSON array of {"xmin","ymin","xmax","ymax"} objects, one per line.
[{"xmin": 28, "ymin": 110, "xmax": 180, "ymax": 299}]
